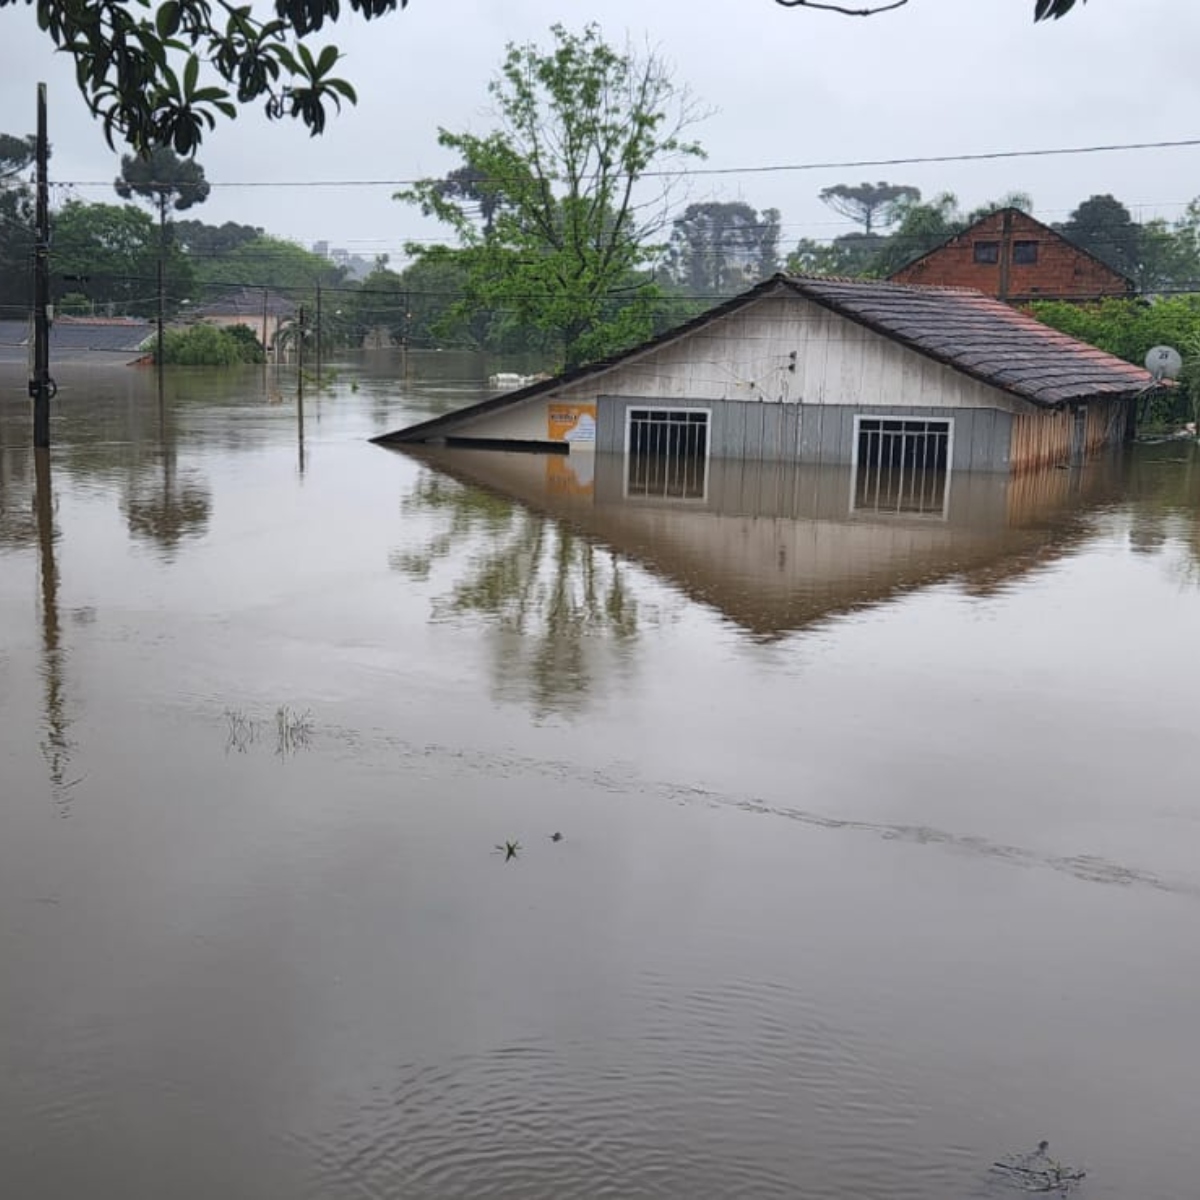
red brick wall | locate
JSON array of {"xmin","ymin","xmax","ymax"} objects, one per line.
[{"xmin": 889, "ymin": 210, "xmax": 1133, "ymax": 301}]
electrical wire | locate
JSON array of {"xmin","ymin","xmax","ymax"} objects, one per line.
[{"xmin": 43, "ymin": 135, "xmax": 1200, "ymax": 191}]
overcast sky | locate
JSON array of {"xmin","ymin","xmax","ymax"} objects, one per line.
[{"xmin": 3, "ymin": 0, "xmax": 1199, "ymax": 263}]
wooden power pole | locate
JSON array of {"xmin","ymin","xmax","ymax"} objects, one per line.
[{"xmin": 31, "ymin": 83, "xmax": 52, "ymax": 448}]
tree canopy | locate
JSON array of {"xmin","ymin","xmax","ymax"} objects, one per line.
[
  {"xmin": 665, "ymin": 202, "xmax": 780, "ymax": 296},
  {"xmin": 50, "ymin": 199, "xmax": 195, "ymax": 315},
  {"xmin": 397, "ymin": 24, "xmax": 707, "ymax": 368},
  {"xmin": 819, "ymin": 182, "xmax": 919, "ymax": 236},
  {"xmin": 0, "ymin": 133, "xmax": 36, "ymax": 180},
  {"xmin": 114, "ymin": 147, "xmax": 211, "ymax": 217},
  {"xmin": 0, "ymin": 0, "xmax": 405, "ymax": 153},
  {"xmin": 1056, "ymin": 194, "xmax": 1141, "ymax": 280}
]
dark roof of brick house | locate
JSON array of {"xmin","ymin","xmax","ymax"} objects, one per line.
[{"xmin": 376, "ymin": 274, "xmax": 1153, "ymax": 445}]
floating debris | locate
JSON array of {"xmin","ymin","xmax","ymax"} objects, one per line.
[
  {"xmin": 549, "ymin": 831, "xmax": 564, "ymax": 843},
  {"xmin": 495, "ymin": 839, "xmax": 522, "ymax": 862},
  {"xmin": 991, "ymin": 1141, "xmax": 1085, "ymax": 1195}
]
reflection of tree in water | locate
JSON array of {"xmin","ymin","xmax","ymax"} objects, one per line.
[
  {"xmin": 1124, "ymin": 446, "xmax": 1200, "ymax": 583},
  {"xmin": 120, "ymin": 447, "xmax": 212, "ymax": 559},
  {"xmin": 394, "ymin": 470, "xmax": 640, "ymax": 715},
  {"xmin": 0, "ymin": 446, "xmax": 37, "ymax": 548}
]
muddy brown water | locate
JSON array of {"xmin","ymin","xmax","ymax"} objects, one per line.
[{"xmin": 2, "ymin": 360, "xmax": 1199, "ymax": 1199}]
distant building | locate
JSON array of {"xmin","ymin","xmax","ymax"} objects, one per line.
[
  {"xmin": 888, "ymin": 208, "xmax": 1134, "ymax": 303},
  {"xmin": 375, "ymin": 274, "xmax": 1153, "ymax": 474},
  {"xmin": 312, "ymin": 242, "xmax": 373, "ymax": 281},
  {"xmin": 192, "ymin": 287, "xmax": 296, "ymax": 350}
]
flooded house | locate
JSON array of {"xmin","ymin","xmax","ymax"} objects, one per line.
[
  {"xmin": 192, "ymin": 287, "xmax": 296, "ymax": 352},
  {"xmin": 375, "ymin": 275, "xmax": 1153, "ymax": 476}
]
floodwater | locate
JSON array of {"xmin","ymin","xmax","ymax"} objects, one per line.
[{"xmin": 2, "ymin": 358, "xmax": 1199, "ymax": 1200}]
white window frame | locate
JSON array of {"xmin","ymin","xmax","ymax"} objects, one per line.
[
  {"xmin": 623, "ymin": 404, "xmax": 712, "ymax": 503},
  {"xmin": 850, "ymin": 414, "xmax": 954, "ymax": 519}
]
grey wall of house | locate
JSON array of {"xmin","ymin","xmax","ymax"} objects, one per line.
[{"xmin": 595, "ymin": 396, "xmax": 1015, "ymax": 471}]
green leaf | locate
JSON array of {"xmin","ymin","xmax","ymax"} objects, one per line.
[
  {"xmin": 316, "ymin": 44, "xmax": 338, "ymax": 79},
  {"xmin": 183, "ymin": 54, "xmax": 199, "ymax": 99},
  {"xmin": 156, "ymin": 1, "xmax": 180, "ymax": 39}
]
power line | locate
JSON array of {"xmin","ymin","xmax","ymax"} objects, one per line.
[{"xmin": 43, "ymin": 136, "xmax": 1200, "ymax": 192}]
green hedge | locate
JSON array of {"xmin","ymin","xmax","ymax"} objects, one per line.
[
  {"xmin": 161, "ymin": 323, "xmax": 264, "ymax": 366},
  {"xmin": 1028, "ymin": 297, "xmax": 1200, "ymax": 431}
]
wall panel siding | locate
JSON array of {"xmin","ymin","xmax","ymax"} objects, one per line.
[{"xmin": 597, "ymin": 397, "xmax": 1016, "ymax": 469}]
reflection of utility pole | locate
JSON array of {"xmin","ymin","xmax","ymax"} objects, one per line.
[
  {"xmin": 156, "ymin": 192, "xmax": 166, "ymax": 402},
  {"xmin": 296, "ymin": 305, "xmax": 306, "ymax": 476},
  {"xmin": 402, "ymin": 289, "xmax": 410, "ymax": 384},
  {"xmin": 31, "ymin": 83, "xmax": 53, "ymax": 449},
  {"xmin": 34, "ymin": 448, "xmax": 69, "ymax": 792}
]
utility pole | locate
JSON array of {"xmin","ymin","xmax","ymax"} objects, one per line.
[
  {"xmin": 30, "ymin": 83, "xmax": 52, "ymax": 448},
  {"xmin": 296, "ymin": 304, "xmax": 305, "ymax": 401},
  {"xmin": 157, "ymin": 192, "xmax": 166, "ymax": 398},
  {"xmin": 315, "ymin": 282, "xmax": 322, "ymax": 384}
]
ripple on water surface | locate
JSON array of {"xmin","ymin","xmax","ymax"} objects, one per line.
[{"xmin": 292, "ymin": 975, "xmax": 968, "ymax": 1200}]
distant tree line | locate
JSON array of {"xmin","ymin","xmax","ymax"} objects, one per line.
[{"xmin": 0, "ymin": 19, "xmax": 1194, "ymax": 385}]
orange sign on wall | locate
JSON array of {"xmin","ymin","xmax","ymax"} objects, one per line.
[{"xmin": 547, "ymin": 403, "xmax": 597, "ymax": 444}]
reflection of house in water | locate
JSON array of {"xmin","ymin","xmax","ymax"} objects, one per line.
[
  {"xmin": 399, "ymin": 447, "xmax": 1131, "ymax": 640},
  {"xmin": 377, "ymin": 275, "xmax": 1154, "ymax": 474}
]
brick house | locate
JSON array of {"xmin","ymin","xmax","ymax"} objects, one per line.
[{"xmin": 888, "ymin": 208, "xmax": 1134, "ymax": 303}]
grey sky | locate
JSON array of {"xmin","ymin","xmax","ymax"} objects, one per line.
[{"xmin": 3, "ymin": 0, "xmax": 1198, "ymax": 262}]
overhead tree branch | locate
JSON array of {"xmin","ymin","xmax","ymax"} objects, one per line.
[
  {"xmin": 773, "ymin": 0, "xmax": 908, "ymax": 14},
  {"xmin": 774, "ymin": 0, "xmax": 1085, "ymax": 18}
]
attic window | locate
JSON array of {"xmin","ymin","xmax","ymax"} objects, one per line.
[
  {"xmin": 1013, "ymin": 240, "xmax": 1039, "ymax": 265},
  {"xmin": 973, "ymin": 241, "xmax": 1000, "ymax": 265}
]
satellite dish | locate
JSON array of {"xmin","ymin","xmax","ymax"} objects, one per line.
[{"xmin": 1144, "ymin": 345, "xmax": 1182, "ymax": 381}]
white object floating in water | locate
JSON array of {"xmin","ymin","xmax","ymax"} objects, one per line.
[{"xmin": 488, "ymin": 372, "xmax": 539, "ymax": 390}]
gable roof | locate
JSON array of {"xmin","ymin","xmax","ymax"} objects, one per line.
[
  {"xmin": 791, "ymin": 276, "xmax": 1151, "ymax": 405},
  {"xmin": 194, "ymin": 286, "xmax": 296, "ymax": 319},
  {"xmin": 889, "ymin": 206, "xmax": 1137, "ymax": 292},
  {"xmin": 375, "ymin": 274, "xmax": 1152, "ymax": 445}
]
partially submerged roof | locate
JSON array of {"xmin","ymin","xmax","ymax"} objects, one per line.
[
  {"xmin": 0, "ymin": 317, "xmax": 153, "ymax": 364},
  {"xmin": 376, "ymin": 274, "xmax": 1153, "ymax": 445}
]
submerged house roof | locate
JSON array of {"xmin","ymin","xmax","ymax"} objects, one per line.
[
  {"xmin": 376, "ymin": 275, "xmax": 1152, "ymax": 445},
  {"xmin": 0, "ymin": 317, "xmax": 154, "ymax": 365},
  {"xmin": 194, "ymin": 287, "xmax": 296, "ymax": 319}
]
